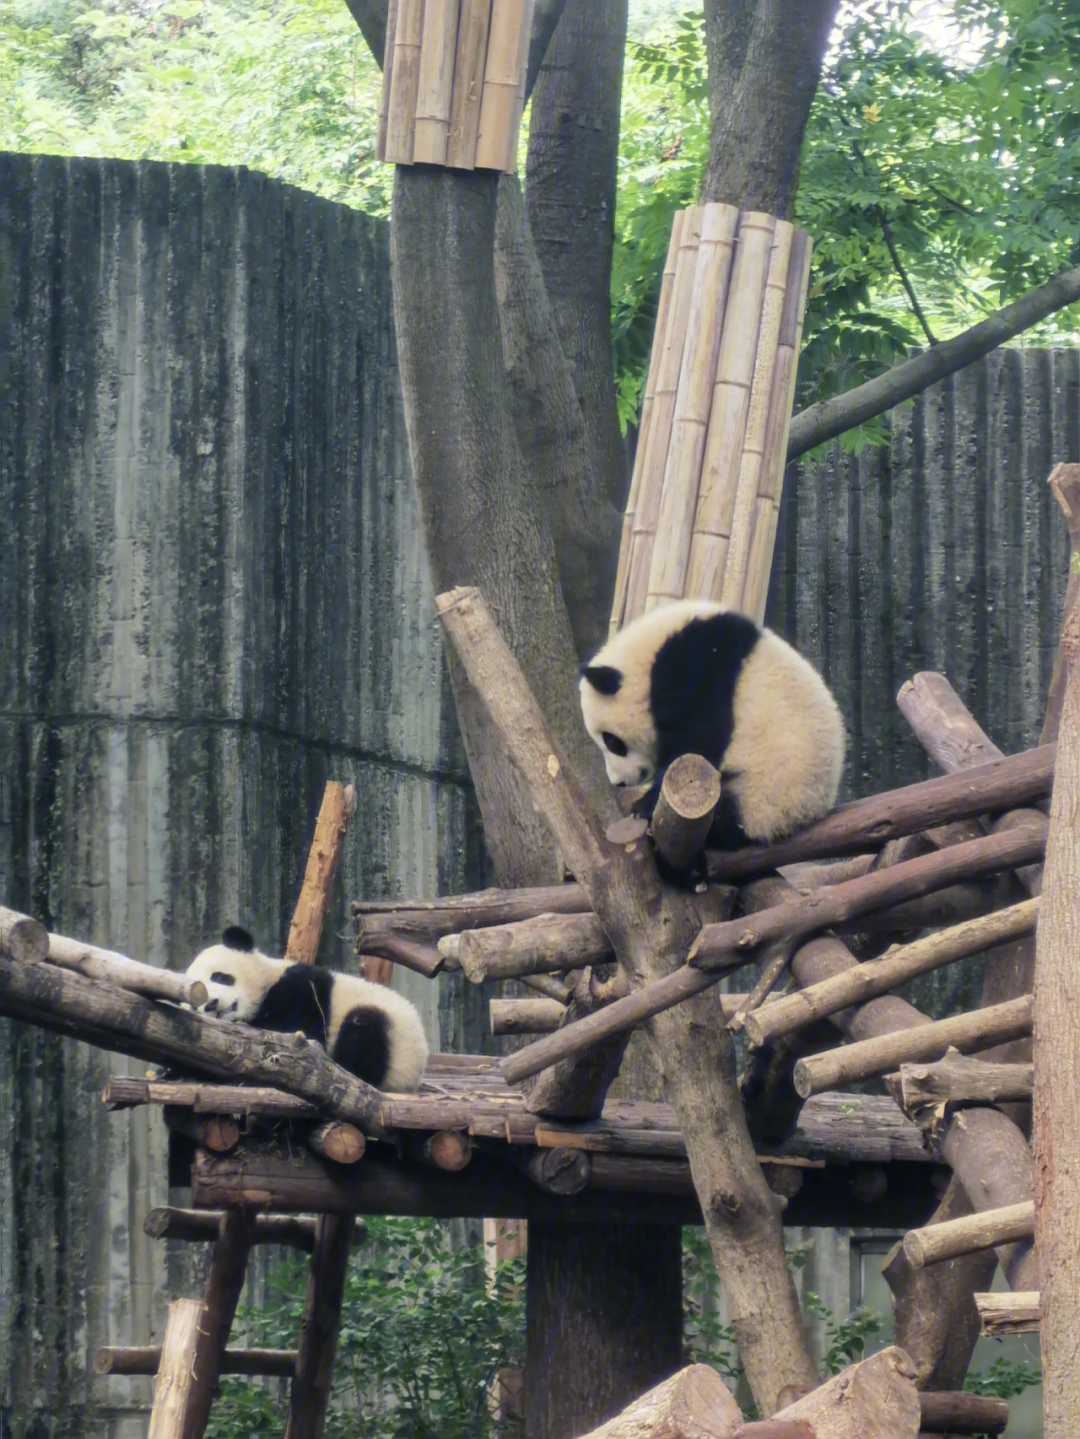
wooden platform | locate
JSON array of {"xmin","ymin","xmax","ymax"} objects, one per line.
[{"xmin": 152, "ymin": 1054, "xmax": 945, "ymax": 1231}]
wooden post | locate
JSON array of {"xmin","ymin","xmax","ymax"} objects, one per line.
[
  {"xmin": 1033, "ymin": 591, "xmax": 1080, "ymax": 1436},
  {"xmin": 285, "ymin": 782, "xmax": 356, "ymax": 965},
  {"xmin": 1040, "ymin": 462, "xmax": 1080, "ymax": 744},
  {"xmin": 285, "ymin": 1215, "xmax": 357, "ymax": 1439},
  {"xmin": 903, "ymin": 1201, "xmax": 1034, "ymax": 1268},
  {"xmin": 147, "ymin": 1301, "xmax": 205, "ymax": 1439}
]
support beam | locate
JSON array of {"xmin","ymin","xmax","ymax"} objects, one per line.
[
  {"xmin": 893, "ymin": 1050, "xmax": 1033, "ymax": 1113},
  {"xmin": 96, "ymin": 1346, "xmax": 297, "ymax": 1377},
  {"xmin": 975, "ymin": 1292, "xmax": 1040, "ymax": 1336},
  {"xmin": 285, "ymin": 1215, "xmax": 356, "ymax": 1439},
  {"xmin": 903, "ymin": 1201, "xmax": 1034, "ymax": 1268}
]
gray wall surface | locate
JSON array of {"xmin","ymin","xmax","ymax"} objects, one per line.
[
  {"xmin": 1, "ymin": 149, "xmax": 1078, "ymax": 1437},
  {"xmin": 0, "ymin": 151, "xmax": 483, "ymax": 1437}
]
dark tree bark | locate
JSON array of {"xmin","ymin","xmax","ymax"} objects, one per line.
[{"xmin": 701, "ymin": 0, "xmax": 839, "ymax": 214}]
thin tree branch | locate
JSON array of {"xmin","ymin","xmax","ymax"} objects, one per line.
[
  {"xmin": 876, "ymin": 204, "xmax": 937, "ymax": 346},
  {"xmin": 787, "ymin": 264, "xmax": 1080, "ymax": 461}
]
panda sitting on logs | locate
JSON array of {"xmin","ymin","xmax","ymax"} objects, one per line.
[
  {"xmin": 579, "ymin": 600, "xmax": 845, "ymax": 853},
  {"xmin": 185, "ymin": 926, "xmax": 429, "ymax": 1092}
]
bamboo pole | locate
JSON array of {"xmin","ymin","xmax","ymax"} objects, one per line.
[
  {"xmin": 446, "ymin": 0, "xmax": 492, "ymax": 168},
  {"xmin": 413, "ymin": 0, "xmax": 460, "ymax": 165},
  {"xmin": 792, "ymin": 994, "xmax": 1033, "ymax": 1098},
  {"xmin": 645, "ymin": 203, "xmax": 739, "ymax": 609},
  {"xmin": 743, "ymin": 899, "xmax": 1039, "ymax": 1049},
  {"xmin": 719, "ymin": 220, "xmax": 792, "ymax": 609},
  {"xmin": 687, "ymin": 212, "xmax": 776, "ymax": 600},
  {"xmin": 474, "ymin": 0, "xmax": 532, "ymax": 171},
  {"xmin": 624, "ymin": 207, "xmax": 703, "ymax": 622},
  {"xmin": 903, "ymin": 1201, "xmax": 1034, "ymax": 1269},
  {"xmin": 376, "ymin": 0, "xmax": 400, "ymax": 161},
  {"xmin": 610, "ymin": 213, "xmax": 684, "ymax": 632},
  {"xmin": 384, "ymin": 0, "xmax": 426, "ymax": 165},
  {"xmin": 743, "ymin": 229, "xmax": 813, "ymax": 623}
]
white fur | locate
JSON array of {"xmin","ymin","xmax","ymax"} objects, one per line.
[
  {"xmin": 580, "ymin": 600, "xmax": 845, "ymax": 843},
  {"xmin": 185, "ymin": 941, "xmax": 429, "ymax": 1092}
]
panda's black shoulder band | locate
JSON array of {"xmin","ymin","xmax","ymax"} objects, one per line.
[
  {"xmin": 581, "ymin": 663, "xmax": 622, "ymax": 695},
  {"xmin": 222, "ymin": 925, "xmax": 255, "ymax": 952}
]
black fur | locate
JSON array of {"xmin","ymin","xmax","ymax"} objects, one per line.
[
  {"xmin": 252, "ymin": 964, "xmax": 335, "ymax": 1046},
  {"xmin": 331, "ymin": 1007, "xmax": 392, "ymax": 1090},
  {"xmin": 223, "ymin": 925, "xmax": 255, "ymax": 952},
  {"xmin": 634, "ymin": 612, "xmax": 761, "ymax": 841},
  {"xmin": 581, "ymin": 663, "xmax": 623, "ymax": 695}
]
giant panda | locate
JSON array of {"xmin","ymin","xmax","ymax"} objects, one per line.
[
  {"xmin": 185, "ymin": 926, "xmax": 429, "ymax": 1092},
  {"xmin": 579, "ymin": 600, "xmax": 845, "ymax": 849}
]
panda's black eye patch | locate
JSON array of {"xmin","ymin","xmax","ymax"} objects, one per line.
[
  {"xmin": 602, "ymin": 732, "xmax": 628, "ymax": 757},
  {"xmin": 210, "ymin": 972, "xmax": 237, "ymax": 986}
]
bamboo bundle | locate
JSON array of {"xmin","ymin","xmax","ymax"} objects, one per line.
[
  {"xmin": 377, "ymin": 0, "xmax": 532, "ymax": 173},
  {"xmin": 612, "ymin": 208, "xmax": 813, "ymax": 631}
]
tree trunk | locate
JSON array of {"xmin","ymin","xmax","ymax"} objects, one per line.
[
  {"xmin": 525, "ymin": 1222, "xmax": 683, "ymax": 1439},
  {"xmin": 1033, "ymin": 613, "xmax": 1080, "ymax": 1437},
  {"xmin": 390, "ymin": 166, "xmax": 613, "ymax": 885},
  {"xmin": 701, "ymin": 0, "xmax": 839, "ymax": 214}
]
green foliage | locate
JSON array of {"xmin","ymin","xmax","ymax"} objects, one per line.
[
  {"xmin": 803, "ymin": 1291, "xmax": 885, "ymax": 1376},
  {"xmin": 207, "ymin": 1217, "xmax": 525, "ymax": 1439},
  {"xmin": 681, "ymin": 1225, "xmax": 747, "ymax": 1389},
  {"xmin": 0, "ymin": 0, "xmax": 391, "ymax": 213},
  {"xmin": 964, "ymin": 1352, "xmax": 1042, "ymax": 1400}
]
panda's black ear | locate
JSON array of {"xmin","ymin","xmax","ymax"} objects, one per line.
[
  {"xmin": 222, "ymin": 925, "xmax": 255, "ymax": 952},
  {"xmin": 581, "ymin": 664, "xmax": 622, "ymax": 696}
]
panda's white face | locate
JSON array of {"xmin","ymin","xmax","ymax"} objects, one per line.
[
  {"xmin": 185, "ymin": 943, "xmax": 267, "ymax": 1023},
  {"xmin": 595, "ymin": 726, "xmax": 655, "ymax": 787}
]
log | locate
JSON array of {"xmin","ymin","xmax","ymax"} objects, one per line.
[
  {"xmin": 975, "ymin": 1292, "xmax": 1040, "ymax": 1336},
  {"xmin": 650, "ymin": 754, "xmax": 722, "ymax": 873},
  {"xmin": 771, "ymin": 1347, "xmax": 921, "ymax": 1438},
  {"xmin": 1040, "ymin": 463, "xmax": 1080, "ymax": 744},
  {"xmin": 744, "ymin": 901, "xmax": 1039, "ymax": 1049},
  {"xmin": 520, "ymin": 971, "xmax": 572, "ymax": 1002},
  {"xmin": 516, "ymin": 1146, "xmax": 592, "ymax": 1196},
  {"xmin": 917, "ymin": 1392, "xmax": 1009, "ymax": 1435},
  {"xmin": 103, "ymin": 1077, "xmax": 318, "ymax": 1117},
  {"xmin": 0, "ymin": 952, "xmax": 386, "ymax": 1135},
  {"xmin": 285, "ymin": 1214, "xmax": 356, "ymax": 1439},
  {"xmin": 490, "ymin": 997, "xmax": 567, "ymax": 1034},
  {"xmin": 147, "ymin": 1300, "xmax": 203, "ymax": 1439},
  {"xmin": 894, "ymin": 1049, "xmax": 1033, "ymax": 1112},
  {"xmin": 502, "ymin": 826, "xmax": 1043, "ymax": 1087},
  {"xmin": 844, "ymin": 872, "xmax": 1023, "ymax": 938},
  {"xmin": 353, "ymin": 883, "xmax": 592, "ymax": 947},
  {"xmin": 572, "ymin": 1362, "xmax": 743, "ymax": 1438},
  {"xmin": 95, "ymin": 1345, "xmax": 297, "ymax": 1377},
  {"xmin": 305, "ymin": 1119, "xmax": 367, "ymax": 1165},
  {"xmin": 903, "ymin": 1201, "xmax": 1034, "ymax": 1268},
  {"xmin": 192, "ymin": 1148, "xmax": 704, "ymax": 1226},
  {"xmin": 356, "ymin": 933, "xmax": 444, "ymax": 979},
  {"xmin": 144, "ymin": 1207, "xmax": 322, "ymax": 1251},
  {"xmin": 940, "ymin": 1108, "xmax": 1037, "ymax": 1289},
  {"xmin": 0, "ymin": 906, "xmax": 208, "ymax": 1007},
  {"xmin": 407, "ymin": 1129, "xmax": 474, "ymax": 1171},
  {"xmin": 456, "ymin": 911, "xmax": 611, "ymax": 981},
  {"xmin": 436, "ymin": 587, "xmax": 819, "ymax": 1411},
  {"xmin": 1032, "ymin": 586, "xmax": 1080, "ymax": 1438},
  {"xmin": 707, "ymin": 745, "xmax": 1055, "ymax": 882},
  {"xmin": 165, "ymin": 1111, "xmax": 241, "ymax": 1153},
  {"xmin": 793, "ymin": 995, "xmax": 1033, "ymax": 1098},
  {"xmin": 285, "ymin": 782, "xmax": 356, "ymax": 965},
  {"xmin": 692, "ymin": 824, "xmax": 1044, "ymax": 971}
]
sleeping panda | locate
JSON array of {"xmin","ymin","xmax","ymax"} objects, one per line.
[
  {"xmin": 185, "ymin": 926, "xmax": 429, "ymax": 1092},
  {"xmin": 579, "ymin": 600, "xmax": 845, "ymax": 849}
]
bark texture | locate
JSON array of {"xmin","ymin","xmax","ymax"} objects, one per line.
[
  {"xmin": 701, "ymin": 0, "xmax": 839, "ymax": 214},
  {"xmin": 1033, "ymin": 623, "xmax": 1080, "ymax": 1436}
]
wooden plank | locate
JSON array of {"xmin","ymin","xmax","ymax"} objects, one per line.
[
  {"xmin": 445, "ymin": 0, "xmax": 492, "ymax": 169},
  {"xmin": 413, "ymin": 0, "xmax": 460, "ymax": 165}
]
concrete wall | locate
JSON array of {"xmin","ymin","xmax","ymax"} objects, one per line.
[{"xmin": 0, "ymin": 151, "xmax": 483, "ymax": 1437}]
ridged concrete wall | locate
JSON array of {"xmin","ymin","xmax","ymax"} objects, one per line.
[{"xmin": 0, "ymin": 151, "xmax": 483, "ymax": 1437}]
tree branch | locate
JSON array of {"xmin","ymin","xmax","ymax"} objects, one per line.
[
  {"xmin": 788, "ymin": 265, "xmax": 1080, "ymax": 460},
  {"xmin": 875, "ymin": 204, "xmax": 937, "ymax": 346}
]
